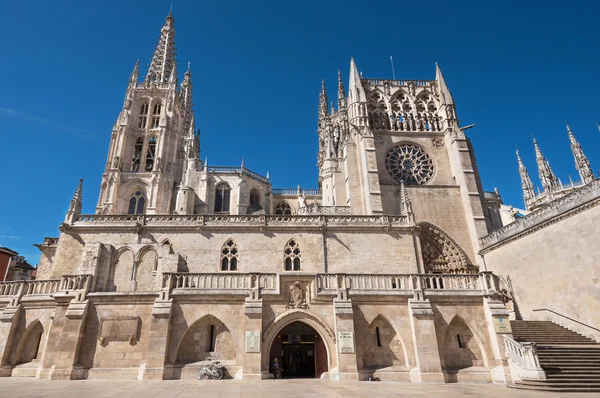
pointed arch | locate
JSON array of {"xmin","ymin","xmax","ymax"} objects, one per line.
[
  {"xmin": 274, "ymin": 202, "xmax": 294, "ymax": 215},
  {"xmin": 135, "ymin": 246, "xmax": 158, "ymax": 291},
  {"xmin": 14, "ymin": 320, "xmax": 44, "ymax": 365},
  {"xmin": 220, "ymin": 239, "xmax": 238, "ymax": 271},
  {"xmin": 361, "ymin": 314, "xmax": 408, "ymax": 371},
  {"xmin": 368, "ymin": 90, "xmax": 390, "ymax": 130},
  {"xmin": 283, "ymin": 238, "xmax": 301, "ymax": 271},
  {"xmin": 441, "ymin": 315, "xmax": 486, "ymax": 371},
  {"xmin": 417, "ymin": 222, "xmax": 475, "ymax": 274},
  {"xmin": 175, "ymin": 314, "xmax": 236, "ymax": 364},
  {"xmin": 108, "ymin": 247, "xmax": 134, "ymax": 292}
]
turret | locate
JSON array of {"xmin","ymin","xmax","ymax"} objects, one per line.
[
  {"xmin": 516, "ymin": 149, "xmax": 535, "ymax": 208},
  {"xmin": 567, "ymin": 125, "xmax": 594, "ymax": 185},
  {"xmin": 65, "ymin": 179, "xmax": 83, "ymax": 224},
  {"xmin": 533, "ymin": 137, "xmax": 560, "ymax": 193}
]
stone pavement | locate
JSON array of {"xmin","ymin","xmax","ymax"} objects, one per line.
[{"xmin": 0, "ymin": 378, "xmax": 593, "ymax": 397}]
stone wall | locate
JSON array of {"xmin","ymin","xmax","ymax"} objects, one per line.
[{"xmin": 481, "ymin": 188, "xmax": 600, "ymax": 340}]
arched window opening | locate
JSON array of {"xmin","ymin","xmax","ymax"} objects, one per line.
[
  {"xmin": 220, "ymin": 239, "xmax": 238, "ymax": 271},
  {"xmin": 283, "ymin": 239, "xmax": 301, "ymax": 271},
  {"xmin": 145, "ymin": 137, "xmax": 157, "ymax": 171},
  {"xmin": 367, "ymin": 92, "xmax": 390, "ymax": 130},
  {"xmin": 128, "ymin": 191, "xmax": 145, "ymax": 214},
  {"xmin": 151, "ymin": 103, "xmax": 161, "ymax": 129},
  {"xmin": 457, "ymin": 334, "xmax": 464, "ymax": 348},
  {"xmin": 138, "ymin": 102, "xmax": 149, "ymax": 129},
  {"xmin": 214, "ymin": 183, "xmax": 231, "ymax": 213},
  {"xmin": 274, "ymin": 202, "xmax": 292, "ymax": 215},
  {"xmin": 250, "ymin": 189, "xmax": 260, "ymax": 206},
  {"xmin": 209, "ymin": 325, "xmax": 215, "ymax": 352},
  {"xmin": 376, "ymin": 326, "xmax": 382, "ymax": 347},
  {"xmin": 131, "ymin": 137, "xmax": 144, "ymax": 172}
]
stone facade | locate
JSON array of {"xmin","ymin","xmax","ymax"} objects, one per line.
[{"xmin": 0, "ymin": 12, "xmax": 519, "ymax": 384}]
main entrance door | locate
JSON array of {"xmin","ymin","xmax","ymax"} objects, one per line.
[{"xmin": 269, "ymin": 321, "xmax": 328, "ymax": 378}]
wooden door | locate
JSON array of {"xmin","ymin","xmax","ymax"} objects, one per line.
[{"xmin": 315, "ymin": 335, "xmax": 328, "ymax": 378}]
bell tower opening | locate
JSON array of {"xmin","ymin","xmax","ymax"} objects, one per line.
[{"xmin": 269, "ymin": 321, "xmax": 328, "ymax": 379}]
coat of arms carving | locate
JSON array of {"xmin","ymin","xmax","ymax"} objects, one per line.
[{"xmin": 286, "ymin": 281, "xmax": 309, "ymax": 309}]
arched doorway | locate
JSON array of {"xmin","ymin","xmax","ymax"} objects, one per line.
[{"xmin": 269, "ymin": 321, "xmax": 328, "ymax": 378}]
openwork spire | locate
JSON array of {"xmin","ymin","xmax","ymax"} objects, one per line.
[
  {"xmin": 516, "ymin": 149, "xmax": 535, "ymax": 207},
  {"xmin": 318, "ymin": 80, "xmax": 328, "ymax": 119},
  {"xmin": 567, "ymin": 125, "xmax": 594, "ymax": 184},
  {"xmin": 145, "ymin": 13, "xmax": 177, "ymax": 84},
  {"xmin": 533, "ymin": 138, "xmax": 559, "ymax": 193},
  {"xmin": 337, "ymin": 70, "xmax": 346, "ymax": 110},
  {"xmin": 180, "ymin": 62, "xmax": 194, "ymax": 130}
]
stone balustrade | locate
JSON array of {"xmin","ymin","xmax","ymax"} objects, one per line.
[
  {"xmin": 59, "ymin": 274, "xmax": 93, "ymax": 293},
  {"xmin": 503, "ymin": 335, "xmax": 546, "ymax": 381},
  {"xmin": 0, "ymin": 279, "xmax": 61, "ymax": 298},
  {"xmin": 297, "ymin": 206, "xmax": 352, "ymax": 215},
  {"xmin": 73, "ymin": 214, "xmax": 410, "ymax": 229}
]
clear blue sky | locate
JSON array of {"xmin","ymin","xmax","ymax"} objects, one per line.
[{"xmin": 1, "ymin": 0, "xmax": 599, "ymax": 265}]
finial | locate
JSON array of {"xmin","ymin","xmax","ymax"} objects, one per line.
[
  {"xmin": 266, "ymin": 171, "xmax": 270, "ymax": 180},
  {"xmin": 241, "ymin": 157, "xmax": 245, "ymax": 169}
]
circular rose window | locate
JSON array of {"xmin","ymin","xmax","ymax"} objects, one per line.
[{"xmin": 385, "ymin": 144, "xmax": 434, "ymax": 185}]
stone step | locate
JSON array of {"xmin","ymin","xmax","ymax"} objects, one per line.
[
  {"xmin": 509, "ymin": 383, "xmax": 600, "ymax": 392},
  {"xmin": 547, "ymin": 374, "xmax": 600, "ymax": 380}
]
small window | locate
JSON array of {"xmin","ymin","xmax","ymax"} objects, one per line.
[
  {"xmin": 250, "ymin": 189, "xmax": 260, "ymax": 206},
  {"xmin": 131, "ymin": 137, "xmax": 144, "ymax": 172},
  {"xmin": 128, "ymin": 191, "xmax": 145, "ymax": 214},
  {"xmin": 457, "ymin": 334, "xmax": 464, "ymax": 348},
  {"xmin": 274, "ymin": 202, "xmax": 292, "ymax": 215},
  {"xmin": 145, "ymin": 137, "xmax": 157, "ymax": 171},
  {"xmin": 209, "ymin": 325, "xmax": 215, "ymax": 352},
  {"xmin": 151, "ymin": 103, "xmax": 161, "ymax": 129},
  {"xmin": 376, "ymin": 327, "xmax": 382, "ymax": 347},
  {"xmin": 220, "ymin": 239, "xmax": 238, "ymax": 271},
  {"xmin": 214, "ymin": 183, "xmax": 231, "ymax": 213},
  {"xmin": 138, "ymin": 102, "xmax": 149, "ymax": 129},
  {"xmin": 283, "ymin": 239, "xmax": 301, "ymax": 271}
]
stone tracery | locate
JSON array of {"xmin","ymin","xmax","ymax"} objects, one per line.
[
  {"xmin": 385, "ymin": 145, "xmax": 434, "ymax": 185},
  {"xmin": 417, "ymin": 222, "xmax": 474, "ymax": 274}
]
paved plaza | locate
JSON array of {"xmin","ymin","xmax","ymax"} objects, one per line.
[{"xmin": 0, "ymin": 379, "xmax": 592, "ymax": 398}]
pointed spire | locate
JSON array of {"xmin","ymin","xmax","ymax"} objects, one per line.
[
  {"xmin": 516, "ymin": 149, "xmax": 535, "ymax": 208},
  {"xmin": 266, "ymin": 171, "xmax": 270, "ymax": 181},
  {"xmin": 241, "ymin": 157, "xmax": 245, "ymax": 169},
  {"xmin": 65, "ymin": 179, "xmax": 83, "ymax": 224},
  {"xmin": 348, "ymin": 58, "xmax": 366, "ymax": 103},
  {"xmin": 128, "ymin": 60, "xmax": 139, "ymax": 90},
  {"xmin": 399, "ymin": 180, "xmax": 412, "ymax": 216},
  {"xmin": 533, "ymin": 137, "xmax": 560, "ymax": 193},
  {"xmin": 330, "ymin": 101, "xmax": 335, "ymax": 115},
  {"xmin": 435, "ymin": 63, "xmax": 454, "ymax": 105},
  {"xmin": 180, "ymin": 61, "xmax": 193, "ymax": 124},
  {"xmin": 337, "ymin": 70, "xmax": 346, "ymax": 109},
  {"xmin": 145, "ymin": 12, "xmax": 177, "ymax": 84},
  {"xmin": 319, "ymin": 80, "xmax": 328, "ymax": 119},
  {"xmin": 567, "ymin": 125, "xmax": 594, "ymax": 184}
]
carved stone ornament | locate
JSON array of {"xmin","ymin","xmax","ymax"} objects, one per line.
[
  {"xmin": 286, "ymin": 281, "xmax": 309, "ymax": 310},
  {"xmin": 98, "ymin": 316, "xmax": 141, "ymax": 346},
  {"xmin": 431, "ymin": 138, "xmax": 444, "ymax": 149}
]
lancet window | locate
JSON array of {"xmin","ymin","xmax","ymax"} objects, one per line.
[
  {"xmin": 145, "ymin": 137, "xmax": 157, "ymax": 171},
  {"xmin": 128, "ymin": 191, "xmax": 146, "ymax": 214},
  {"xmin": 138, "ymin": 102, "xmax": 149, "ymax": 129},
  {"xmin": 274, "ymin": 202, "xmax": 293, "ymax": 215},
  {"xmin": 151, "ymin": 103, "xmax": 161, "ymax": 129},
  {"xmin": 367, "ymin": 92, "xmax": 390, "ymax": 130},
  {"xmin": 283, "ymin": 239, "xmax": 301, "ymax": 271},
  {"xmin": 131, "ymin": 137, "xmax": 144, "ymax": 172},
  {"xmin": 220, "ymin": 239, "xmax": 238, "ymax": 271},
  {"xmin": 214, "ymin": 183, "xmax": 231, "ymax": 213}
]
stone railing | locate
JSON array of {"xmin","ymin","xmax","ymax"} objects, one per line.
[
  {"xmin": 73, "ymin": 214, "xmax": 410, "ymax": 229},
  {"xmin": 365, "ymin": 79, "xmax": 432, "ymax": 87},
  {"xmin": 0, "ymin": 279, "xmax": 61, "ymax": 298},
  {"xmin": 59, "ymin": 274, "xmax": 93, "ymax": 292},
  {"xmin": 206, "ymin": 166, "xmax": 269, "ymax": 183},
  {"xmin": 162, "ymin": 273, "xmax": 278, "ymax": 294},
  {"xmin": 480, "ymin": 178, "xmax": 600, "ymax": 251},
  {"xmin": 298, "ymin": 206, "xmax": 352, "ymax": 215},
  {"xmin": 483, "ymin": 191, "xmax": 501, "ymax": 200},
  {"xmin": 421, "ymin": 274, "xmax": 481, "ymax": 291},
  {"xmin": 503, "ymin": 335, "xmax": 546, "ymax": 381},
  {"xmin": 272, "ymin": 188, "xmax": 322, "ymax": 196}
]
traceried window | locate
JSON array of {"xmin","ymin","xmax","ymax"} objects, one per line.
[
  {"xmin": 151, "ymin": 103, "xmax": 161, "ymax": 129},
  {"xmin": 214, "ymin": 183, "xmax": 231, "ymax": 213},
  {"xmin": 131, "ymin": 137, "xmax": 144, "ymax": 172},
  {"xmin": 367, "ymin": 92, "xmax": 390, "ymax": 130},
  {"xmin": 274, "ymin": 202, "xmax": 293, "ymax": 215},
  {"xmin": 283, "ymin": 239, "xmax": 301, "ymax": 271},
  {"xmin": 385, "ymin": 144, "xmax": 434, "ymax": 185},
  {"xmin": 138, "ymin": 102, "xmax": 149, "ymax": 129},
  {"xmin": 145, "ymin": 137, "xmax": 157, "ymax": 171},
  {"xmin": 249, "ymin": 189, "xmax": 260, "ymax": 206},
  {"xmin": 128, "ymin": 191, "xmax": 146, "ymax": 214},
  {"xmin": 220, "ymin": 239, "xmax": 238, "ymax": 271}
]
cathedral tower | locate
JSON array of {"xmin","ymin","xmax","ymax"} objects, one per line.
[{"xmin": 96, "ymin": 13, "xmax": 197, "ymax": 215}]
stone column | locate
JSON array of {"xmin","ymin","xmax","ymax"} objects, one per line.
[
  {"xmin": 143, "ymin": 296, "xmax": 173, "ymax": 380},
  {"xmin": 407, "ymin": 298, "xmax": 445, "ymax": 382},
  {"xmin": 331, "ymin": 288, "xmax": 359, "ymax": 380},
  {"xmin": 242, "ymin": 295, "xmax": 263, "ymax": 380},
  {"xmin": 40, "ymin": 297, "xmax": 89, "ymax": 380},
  {"xmin": 0, "ymin": 304, "xmax": 23, "ymax": 376}
]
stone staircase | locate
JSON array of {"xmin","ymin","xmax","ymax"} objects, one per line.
[{"xmin": 509, "ymin": 320, "xmax": 600, "ymax": 392}]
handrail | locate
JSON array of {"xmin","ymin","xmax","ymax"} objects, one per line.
[
  {"xmin": 532, "ymin": 308, "xmax": 600, "ymax": 334},
  {"xmin": 503, "ymin": 334, "xmax": 545, "ymax": 381}
]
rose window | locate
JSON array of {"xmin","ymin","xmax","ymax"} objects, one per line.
[{"xmin": 385, "ymin": 145, "xmax": 434, "ymax": 185}]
